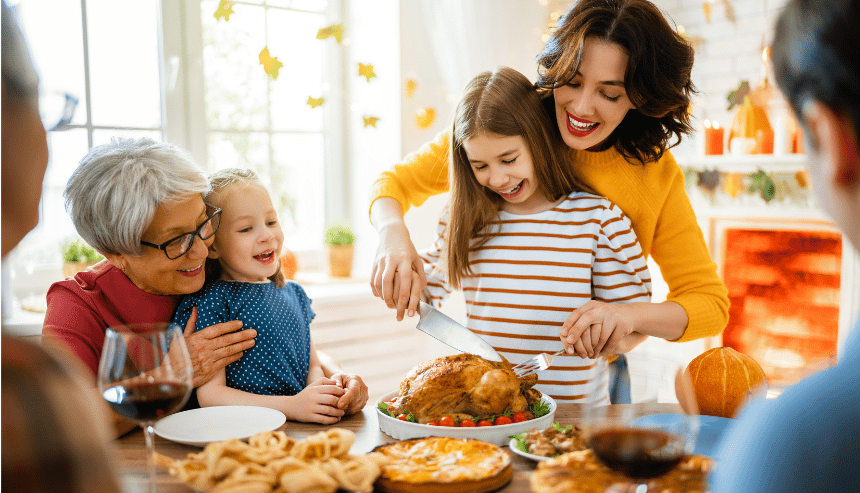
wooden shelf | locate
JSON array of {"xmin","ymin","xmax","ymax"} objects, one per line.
[{"xmin": 677, "ymin": 153, "xmax": 807, "ymax": 173}]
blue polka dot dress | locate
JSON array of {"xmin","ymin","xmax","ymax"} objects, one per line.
[{"xmin": 173, "ymin": 280, "xmax": 313, "ymax": 396}]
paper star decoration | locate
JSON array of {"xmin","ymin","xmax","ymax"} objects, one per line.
[
  {"xmin": 214, "ymin": 0, "xmax": 234, "ymax": 21},
  {"xmin": 316, "ymin": 24, "xmax": 345, "ymax": 43},
  {"xmin": 259, "ymin": 47, "xmax": 283, "ymax": 80},
  {"xmin": 363, "ymin": 116, "xmax": 380, "ymax": 127},
  {"xmin": 358, "ymin": 63, "xmax": 376, "ymax": 82},
  {"xmin": 306, "ymin": 96, "xmax": 325, "ymax": 108}
]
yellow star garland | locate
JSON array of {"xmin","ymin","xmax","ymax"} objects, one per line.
[
  {"xmin": 259, "ymin": 47, "xmax": 283, "ymax": 80},
  {"xmin": 316, "ymin": 24, "xmax": 345, "ymax": 43},
  {"xmin": 214, "ymin": 0, "xmax": 234, "ymax": 21},
  {"xmin": 363, "ymin": 116, "xmax": 380, "ymax": 127},
  {"xmin": 358, "ymin": 63, "xmax": 376, "ymax": 82},
  {"xmin": 306, "ymin": 96, "xmax": 325, "ymax": 108}
]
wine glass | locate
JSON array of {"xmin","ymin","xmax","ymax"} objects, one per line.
[
  {"xmin": 582, "ymin": 355, "xmax": 699, "ymax": 492},
  {"xmin": 98, "ymin": 323, "xmax": 193, "ymax": 493}
]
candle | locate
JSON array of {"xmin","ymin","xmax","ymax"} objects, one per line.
[
  {"xmin": 704, "ymin": 120, "xmax": 724, "ymax": 155},
  {"xmin": 756, "ymin": 128, "xmax": 774, "ymax": 154}
]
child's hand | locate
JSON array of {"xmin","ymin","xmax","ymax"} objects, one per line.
[
  {"xmin": 560, "ymin": 301, "xmax": 635, "ymax": 358},
  {"xmin": 288, "ymin": 378, "xmax": 346, "ymax": 424},
  {"xmin": 330, "ymin": 372, "xmax": 368, "ymax": 414}
]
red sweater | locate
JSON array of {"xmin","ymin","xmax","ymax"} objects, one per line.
[{"xmin": 42, "ymin": 260, "xmax": 179, "ymax": 378}]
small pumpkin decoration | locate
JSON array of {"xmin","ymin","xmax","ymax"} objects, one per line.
[
  {"xmin": 279, "ymin": 249, "xmax": 298, "ymax": 280},
  {"xmin": 682, "ymin": 347, "xmax": 767, "ymax": 418},
  {"xmin": 728, "ymin": 96, "xmax": 772, "ymax": 154}
]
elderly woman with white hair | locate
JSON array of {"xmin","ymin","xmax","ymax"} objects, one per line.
[{"xmin": 42, "ymin": 137, "xmax": 368, "ymax": 435}]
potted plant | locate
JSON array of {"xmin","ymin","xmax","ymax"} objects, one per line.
[
  {"xmin": 61, "ymin": 238, "xmax": 104, "ymax": 278},
  {"xmin": 324, "ymin": 224, "xmax": 355, "ymax": 278}
]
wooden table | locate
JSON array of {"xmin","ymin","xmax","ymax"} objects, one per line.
[{"xmin": 116, "ymin": 402, "xmax": 683, "ymax": 493}]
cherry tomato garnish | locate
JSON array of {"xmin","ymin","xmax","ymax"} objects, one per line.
[
  {"xmin": 439, "ymin": 416, "xmax": 455, "ymax": 427},
  {"xmin": 397, "ymin": 414, "xmax": 409, "ymax": 421},
  {"xmin": 427, "ymin": 421, "xmax": 440, "ymax": 426},
  {"xmin": 477, "ymin": 419, "xmax": 493, "ymax": 427},
  {"xmin": 512, "ymin": 411, "xmax": 533, "ymax": 423},
  {"xmin": 494, "ymin": 415, "xmax": 513, "ymax": 426},
  {"xmin": 459, "ymin": 419, "xmax": 476, "ymax": 427}
]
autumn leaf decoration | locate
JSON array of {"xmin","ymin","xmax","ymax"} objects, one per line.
[
  {"xmin": 306, "ymin": 96, "xmax": 325, "ymax": 109},
  {"xmin": 316, "ymin": 24, "xmax": 345, "ymax": 43},
  {"xmin": 363, "ymin": 116, "xmax": 379, "ymax": 127},
  {"xmin": 213, "ymin": 0, "xmax": 234, "ymax": 21},
  {"xmin": 358, "ymin": 63, "xmax": 376, "ymax": 82},
  {"xmin": 259, "ymin": 47, "xmax": 283, "ymax": 80}
]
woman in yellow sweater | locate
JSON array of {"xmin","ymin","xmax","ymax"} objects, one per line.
[{"xmin": 369, "ymin": 0, "xmax": 729, "ymax": 356}]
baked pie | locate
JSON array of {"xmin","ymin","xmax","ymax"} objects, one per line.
[
  {"xmin": 373, "ymin": 436, "xmax": 512, "ymax": 493},
  {"xmin": 530, "ymin": 449, "xmax": 713, "ymax": 493}
]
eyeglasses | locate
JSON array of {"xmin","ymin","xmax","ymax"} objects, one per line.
[
  {"xmin": 39, "ymin": 91, "xmax": 79, "ymax": 131},
  {"xmin": 140, "ymin": 205, "xmax": 222, "ymax": 259}
]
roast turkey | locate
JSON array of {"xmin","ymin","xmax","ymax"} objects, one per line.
[{"xmin": 387, "ymin": 353, "xmax": 542, "ymax": 423}]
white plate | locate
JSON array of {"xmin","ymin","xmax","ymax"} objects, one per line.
[
  {"xmin": 154, "ymin": 405, "xmax": 286, "ymax": 447},
  {"xmin": 508, "ymin": 438, "xmax": 552, "ymax": 462},
  {"xmin": 376, "ymin": 390, "xmax": 556, "ymax": 446}
]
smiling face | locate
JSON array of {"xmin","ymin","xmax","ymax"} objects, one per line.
[
  {"xmin": 463, "ymin": 132, "xmax": 555, "ymax": 215},
  {"xmin": 208, "ymin": 182, "xmax": 284, "ymax": 283},
  {"xmin": 115, "ymin": 194, "xmax": 212, "ymax": 295},
  {"xmin": 553, "ymin": 37, "xmax": 635, "ymax": 151}
]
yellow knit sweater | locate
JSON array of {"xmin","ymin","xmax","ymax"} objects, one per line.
[{"xmin": 369, "ymin": 130, "xmax": 729, "ymax": 342}]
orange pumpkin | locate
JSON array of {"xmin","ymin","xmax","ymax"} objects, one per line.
[
  {"xmin": 684, "ymin": 347, "xmax": 767, "ymax": 418},
  {"xmin": 728, "ymin": 96, "xmax": 772, "ymax": 154},
  {"xmin": 279, "ymin": 249, "xmax": 298, "ymax": 280}
]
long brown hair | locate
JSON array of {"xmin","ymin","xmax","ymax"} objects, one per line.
[
  {"xmin": 535, "ymin": 0, "xmax": 696, "ymax": 164},
  {"xmin": 204, "ymin": 168, "xmax": 286, "ymax": 287},
  {"xmin": 447, "ymin": 66, "xmax": 593, "ymax": 289}
]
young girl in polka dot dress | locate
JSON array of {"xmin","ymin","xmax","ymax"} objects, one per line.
[{"xmin": 173, "ymin": 168, "xmax": 366, "ymax": 424}]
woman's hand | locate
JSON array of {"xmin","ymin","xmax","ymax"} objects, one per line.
[
  {"xmin": 330, "ymin": 372, "xmax": 368, "ymax": 415},
  {"xmin": 182, "ymin": 306, "xmax": 257, "ymax": 388},
  {"xmin": 370, "ymin": 198, "xmax": 426, "ymax": 321},
  {"xmin": 560, "ymin": 301, "xmax": 636, "ymax": 358},
  {"xmin": 288, "ymin": 377, "xmax": 346, "ymax": 424}
]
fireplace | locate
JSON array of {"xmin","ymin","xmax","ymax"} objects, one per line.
[{"xmin": 709, "ymin": 216, "xmax": 860, "ymax": 386}]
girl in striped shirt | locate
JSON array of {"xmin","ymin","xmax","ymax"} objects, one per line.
[{"xmin": 419, "ymin": 67, "xmax": 652, "ymax": 403}]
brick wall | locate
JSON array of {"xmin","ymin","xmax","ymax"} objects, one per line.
[{"xmin": 721, "ymin": 228, "xmax": 842, "ymax": 384}]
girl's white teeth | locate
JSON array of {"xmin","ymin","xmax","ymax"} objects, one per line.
[
  {"xmin": 179, "ymin": 265, "xmax": 201, "ymax": 272},
  {"xmin": 255, "ymin": 251, "xmax": 273, "ymax": 260},
  {"xmin": 501, "ymin": 182, "xmax": 523, "ymax": 195},
  {"xmin": 569, "ymin": 115, "xmax": 597, "ymax": 130}
]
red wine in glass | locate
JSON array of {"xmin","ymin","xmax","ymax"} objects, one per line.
[
  {"xmin": 103, "ymin": 381, "xmax": 190, "ymax": 422},
  {"xmin": 98, "ymin": 323, "xmax": 192, "ymax": 493},
  {"xmin": 589, "ymin": 428, "xmax": 685, "ymax": 478}
]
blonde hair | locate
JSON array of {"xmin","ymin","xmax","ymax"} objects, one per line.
[{"xmin": 205, "ymin": 168, "xmax": 286, "ymax": 287}]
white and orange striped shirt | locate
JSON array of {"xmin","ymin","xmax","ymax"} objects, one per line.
[{"xmin": 420, "ymin": 192, "xmax": 652, "ymax": 403}]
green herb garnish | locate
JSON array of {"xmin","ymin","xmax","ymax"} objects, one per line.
[
  {"xmin": 377, "ymin": 401, "xmax": 391, "ymax": 416},
  {"xmin": 509, "ymin": 432, "xmax": 529, "ymax": 453},
  {"xmin": 552, "ymin": 422, "xmax": 573, "ymax": 433},
  {"xmin": 532, "ymin": 400, "xmax": 551, "ymax": 418}
]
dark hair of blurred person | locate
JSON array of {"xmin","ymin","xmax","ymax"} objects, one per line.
[{"xmin": 1, "ymin": 1, "xmax": 122, "ymax": 491}]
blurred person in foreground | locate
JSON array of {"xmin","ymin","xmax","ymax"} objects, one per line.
[
  {"xmin": 1, "ymin": 0, "xmax": 122, "ymax": 491},
  {"xmin": 711, "ymin": 0, "xmax": 860, "ymax": 491}
]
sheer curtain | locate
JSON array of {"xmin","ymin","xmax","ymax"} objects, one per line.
[{"xmin": 418, "ymin": 0, "xmax": 549, "ymax": 97}]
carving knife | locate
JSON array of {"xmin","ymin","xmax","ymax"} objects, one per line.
[{"xmin": 416, "ymin": 301, "xmax": 502, "ymax": 362}]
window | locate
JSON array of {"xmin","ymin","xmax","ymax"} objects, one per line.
[{"xmin": 7, "ymin": 0, "xmax": 343, "ymax": 276}]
